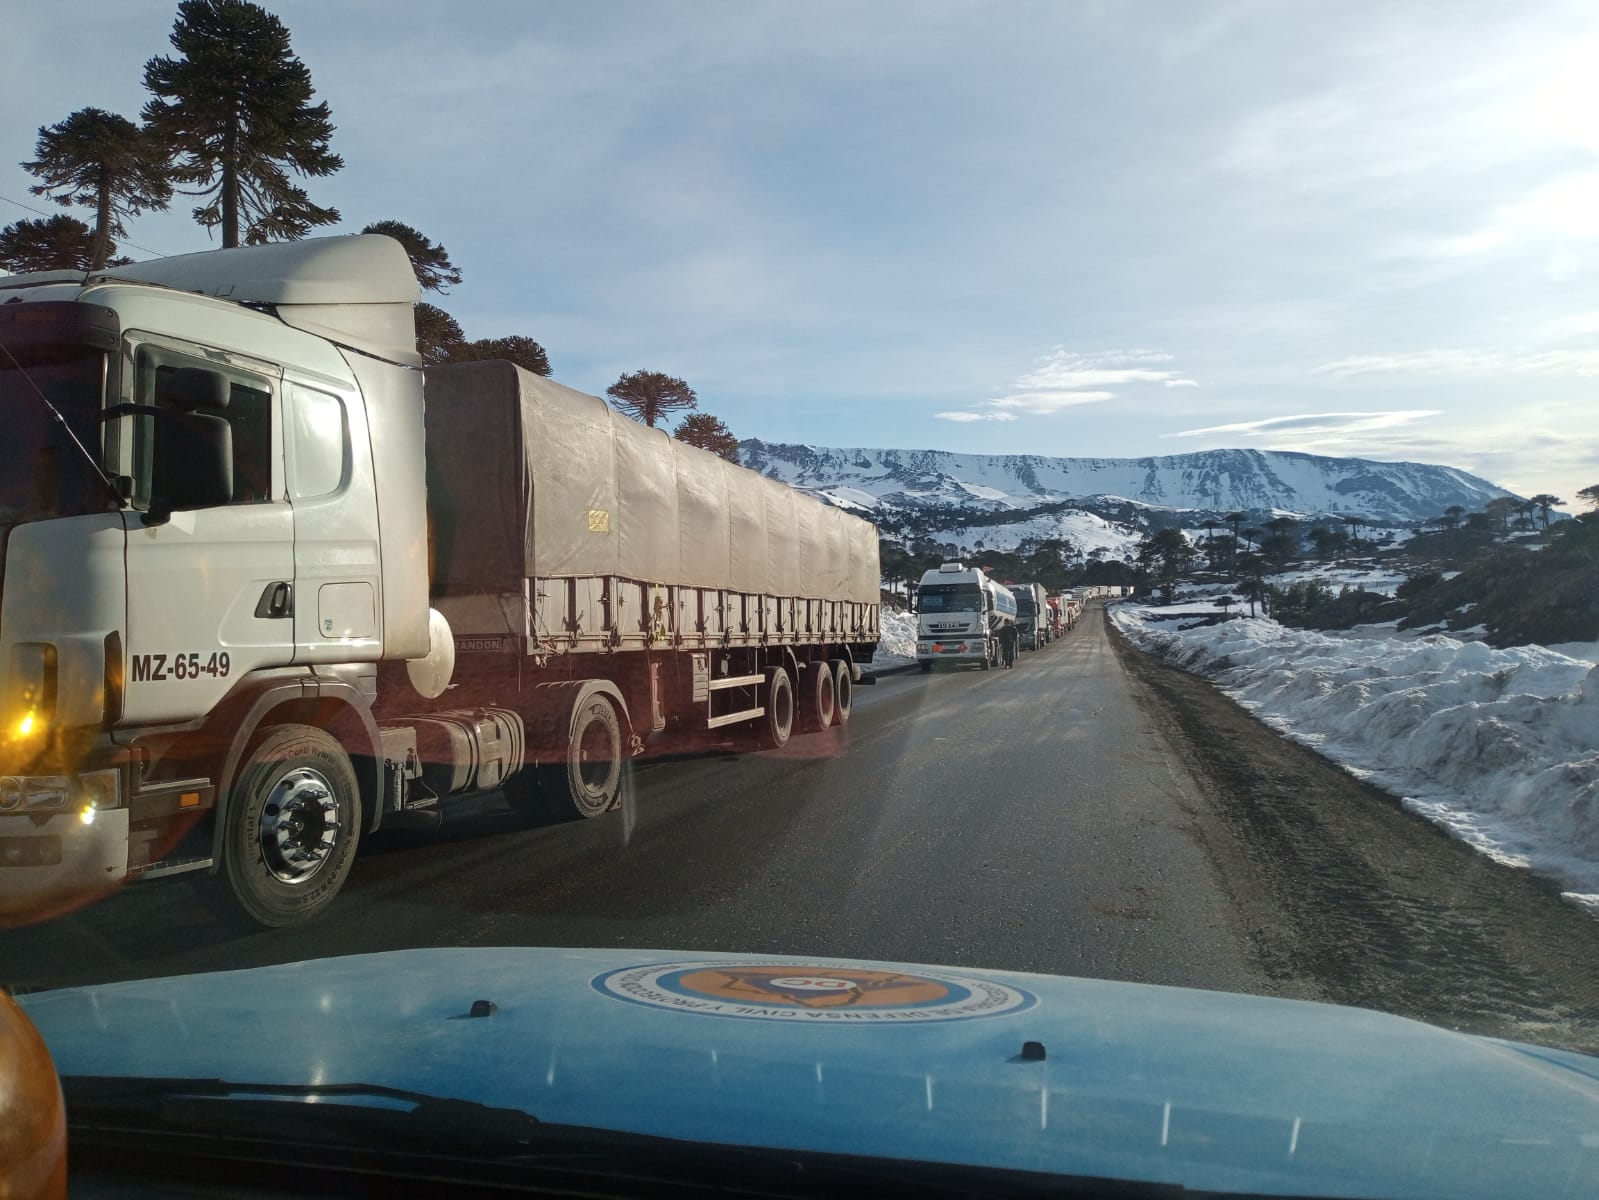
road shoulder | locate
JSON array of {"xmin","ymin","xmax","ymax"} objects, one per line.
[{"xmin": 1108, "ymin": 617, "xmax": 1599, "ymax": 1053}]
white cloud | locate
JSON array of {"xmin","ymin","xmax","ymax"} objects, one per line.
[
  {"xmin": 935, "ymin": 410, "xmax": 1017, "ymax": 423},
  {"xmin": 1314, "ymin": 349, "xmax": 1599, "ymax": 378},
  {"xmin": 936, "ymin": 348, "xmax": 1196, "ymax": 423},
  {"xmin": 1014, "ymin": 349, "xmax": 1197, "ymax": 391},
  {"xmin": 1394, "ymin": 167, "xmax": 1599, "ymax": 264},
  {"xmin": 1169, "ymin": 411, "xmax": 1443, "ymax": 439},
  {"xmin": 986, "ymin": 390, "xmax": 1117, "ymax": 413}
]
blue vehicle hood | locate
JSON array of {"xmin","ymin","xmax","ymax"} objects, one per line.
[{"xmin": 22, "ymin": 947, "xmax": 1599, "ymax": 1199}]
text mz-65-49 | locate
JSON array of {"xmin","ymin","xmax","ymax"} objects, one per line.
[{"xmin": 0, "ymin": 236, "xmax": 880, "ymax": 927}]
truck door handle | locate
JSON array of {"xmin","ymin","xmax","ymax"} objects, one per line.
[{"xmin": 255, "ymin": 582, "xmax": 293, "ymax": 619}]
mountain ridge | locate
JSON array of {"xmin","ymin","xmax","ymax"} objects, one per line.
[{"xmin": 738, "ymin": 441, "xmax": 1512, "ymax": 527}]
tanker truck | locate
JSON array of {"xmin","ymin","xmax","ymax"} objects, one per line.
[
  {"xmin": 913, "ymin": 563, "xmax": 1014, "ymax": 672},
  {"xmin": 0, "ymin": 235, "xmax": 879, "ymax": 928}
]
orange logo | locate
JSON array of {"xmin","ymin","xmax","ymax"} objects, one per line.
[
  {"xmin": 594, "ymin": 961, "xmax": 1036, "ymax": 1023},
  {"xmin": 675, "ymin": 967, "xmax": 951, "ymax": 1009}
]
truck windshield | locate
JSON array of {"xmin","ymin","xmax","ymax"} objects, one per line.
[
  {"xmin": 0, "ymin": 347, "xmax": 109, "ymax": 531},
  {"xmin": 918, "ymin": 583, "xmax": 981, "ymax": 612},
  {"xmin": 1014, "ymin": 594, "xmax": 1036, "ymax": 614}
]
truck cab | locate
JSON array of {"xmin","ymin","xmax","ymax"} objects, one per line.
[
  {"xmin": 0, "ymin": 236, "xmax": 430, "ymax": 926},
  {"xmin": 913, "ymin": 563, "xmax": 1014, "ymax": 671},
  {"xmin": 1010, "ymin": 582, "xmax": 1049, "ymax": 650}
]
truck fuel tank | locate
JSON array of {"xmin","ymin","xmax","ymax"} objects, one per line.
[{"xmin": 404, "ymin": 708, "xmax": 525, "ymax": 798}]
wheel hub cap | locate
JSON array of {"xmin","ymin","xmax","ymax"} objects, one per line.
[{"xmin": 259, "ymin": 768, "xmax": 340, "ymax": 884}]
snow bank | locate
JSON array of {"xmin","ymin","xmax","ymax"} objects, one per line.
[
  {"xmin": 874, "ymin": 608, "xmax": 919, "ymax": 670},
  {"xmin": 1111, "ymin": 605, "xmax": 1599, "ymax": 909}
]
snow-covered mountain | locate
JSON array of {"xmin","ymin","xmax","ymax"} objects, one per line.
[{"xmin": 740, "ymin": 442, "xmax": 1511, "ymax": 527}]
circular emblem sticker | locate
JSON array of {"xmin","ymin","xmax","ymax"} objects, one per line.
[{"xmin": 592, "ymin": 961, "xmax": 1036, "ymax": 1024}]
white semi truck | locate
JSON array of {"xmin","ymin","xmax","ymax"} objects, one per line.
[
  {"xmin": 913, "ymin": 563, "xmax": 1014, "ymax": 672},
  {"xmin": 1009, "ymin": 582, "xmax": 1050, "ymax": 651},
  {"xmin": 0, "ymin": 235, "xmax": 880, "ymax": 928}
]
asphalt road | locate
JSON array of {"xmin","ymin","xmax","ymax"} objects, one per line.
[{"xmin": 7, "ymin": 604, "xmax": 1596, "ymax": 1053}]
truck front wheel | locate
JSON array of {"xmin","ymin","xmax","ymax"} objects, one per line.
[
  {"xmin": 218, "ymin": 724, "xmax": 360, "ymax": 928},
  {"xmin": 538, "ymin": 692, "xmax": 628, "ymax": 821}
]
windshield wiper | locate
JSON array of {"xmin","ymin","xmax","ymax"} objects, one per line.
[
  {"xmin": 61, "ymin": 1073, "xmax": 542, "ymax": 1155},
  {"xmin": 0, "ymin": 340, "xmax": 127, "ymax": 510}
]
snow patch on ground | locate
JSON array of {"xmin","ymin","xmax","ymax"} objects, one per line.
[
  {"xmin": 817, "ymin": 486, "xmax": 881, "ymax": 512},
  {"xmin": 874, "ymin": 608, "xmax": 919, "ymax": 670},
  {"xmin": 1111, "ymin": 603, "xmax": 1599, "ymax": 909},
  {"xmin": 925, "ymin": 509, "xmax": 1142, "ymax": 558}
]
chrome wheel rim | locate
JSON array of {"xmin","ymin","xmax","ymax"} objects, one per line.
[{"xmin": 258, "ymin": 767, "xmax": 341, "ymax": 884}]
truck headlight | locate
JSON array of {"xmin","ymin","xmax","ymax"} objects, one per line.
[
  {"xmin": 6, "ymin": 644, "xmax": 56, "ymax": 746},
  {"xmin": 0, "ymin": 776, "xmax": 71, "ymax": 814}
]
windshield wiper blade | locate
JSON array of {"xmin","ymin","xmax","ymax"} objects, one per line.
[
  {"xmin": 0, "ymin": 340, "xmax": 127, "ymax": 509},
  {"xmin": 61, "ymin": 1074, "xmax": 542, "ymax": 1155}
]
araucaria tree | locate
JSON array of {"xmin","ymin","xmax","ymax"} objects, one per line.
[
  {"xmin": 23, "ymin": 108, "xmax": 171, "ymax": 269},
  {"xmin": 0, "ymin": 215, "xmax": 111, "ymax": 273},
  {"xmin": 143, "ymin": 0, "xmax": 342, "ymax": 246},
  {"xmin": 450, "ymin": 336, "xmax": 552, "ymax": 377},
  {"xmin": 361, "ymin": 220, "xmax": 461, "ymax": 293},
  {"xmin": 414, "ymin": 302, "xmax": 464, "ymax": 366},
  {"xmin": 606, "ymin": 370, "xmax": 698, "ymax": 428},
  {"xmin": 1136, "ymin": 527, "xmax": 1195, "ymax": 605},
  {"xmin": 1529, "ymin": 493, "xmax": 1563, "ymax": 532},
  {"xmin": 674, "ymin": 412, "xmax": 740, "ymax": 461}
]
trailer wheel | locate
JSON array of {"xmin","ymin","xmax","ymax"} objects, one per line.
[
  {"xmin": 756, "ymin": 667, "xmax": 794, "ymax": 749},
  {"xmin": 799, "ymin": 659, "xmax": 836, "ymax": 732},
  {"xmin": 830, "ymin": 659, "xmax": 852, "ymax": 726},
  {"xmin": 216, "ymin": 724, "xmax": 360, "ymax": 928},
  {"xmin": 536, "ymin": 692, "xmax": 628, "ymax": 821}
]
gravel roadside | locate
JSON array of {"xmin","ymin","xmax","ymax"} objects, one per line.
[{"xmin": 1108, "ymin": 615, "xmax": 1599, "ymax": 1054}]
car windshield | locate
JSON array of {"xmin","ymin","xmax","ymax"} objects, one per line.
[{"xmin": 5, "ymin": 4, "xmax": 1599, "ymax": 1199}]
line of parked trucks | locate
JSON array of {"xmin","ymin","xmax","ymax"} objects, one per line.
[
  {"xmin": 0, "ymin": 231, "xmax": 1137, "ymax": 931},
  {"xmin": 910, "ymin": 564, "xmax": 1118, "ymax": 671},
  {"xmin": 0, "ymin": 235, "xmax": 880, "ymax": 930}
]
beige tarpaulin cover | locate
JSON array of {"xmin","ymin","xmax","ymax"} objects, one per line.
[{"xmin": 423, "ymin": 360, "xmax": 878, "ymax": 602}]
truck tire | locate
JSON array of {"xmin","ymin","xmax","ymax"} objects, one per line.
[
  {"xmin": 830, "ymin": 658, "xmax": 852, "ymax": 726},
  {"xmin": 919, "ymin": 660, "xmax": 933, "ymax": 674},
  {"xmin": 536, "ymin": 691, "xmax": 628, "ymax": 821},
  {"xmin": 799, "ymin": 659, "xmax": 836, "ymax": 732},
  {"xmin": 217, "ymin": 724, "xmax": 360, "ymax": 928},
  {"xmin": 757, "ymin": 667, "xmax": 794, "ymax": 749}
]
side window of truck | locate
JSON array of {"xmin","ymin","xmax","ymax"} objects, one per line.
[
  {"xmin": 286, "ymin": 383, "xmax": 348, "ymax": 499},
  {"xmin": 129, "ymin": 346, "xmax": 276, "ymax": 508}
]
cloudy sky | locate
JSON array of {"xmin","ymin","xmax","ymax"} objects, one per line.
[{"xmin": 7, "ymin": 0, "xmax": 1597, "ymax": 502}]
